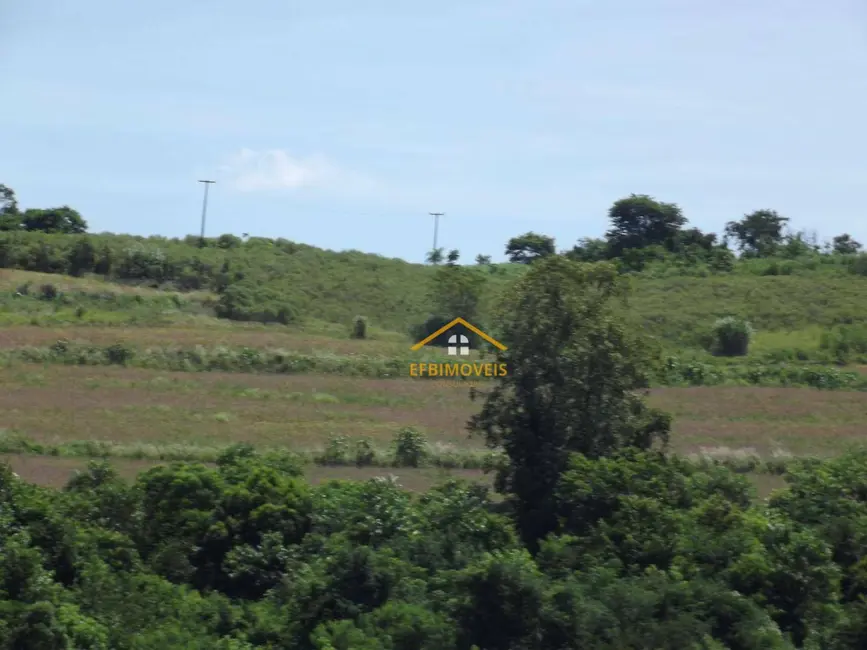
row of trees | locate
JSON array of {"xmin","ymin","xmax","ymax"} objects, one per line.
[
  {"xmin": 5, "ymin": 256, "xmax": 867, "ymax": 647},
  {"xmin": 492, "ymin": 195, "xmax": 862, "ymax": 267},
  {"xmin": 0, "ymin": 184, "xmax": 88, "ymax": 234}
]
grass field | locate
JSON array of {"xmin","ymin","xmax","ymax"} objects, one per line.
[
  {"xmin": 3, "ymin": 249, "xmax": 867, "ymax": 500},
  {"xmin": 2, "ymin": 363, "xmax": 865, "ymax": 467}
]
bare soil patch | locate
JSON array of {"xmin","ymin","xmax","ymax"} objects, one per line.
[
  {"xmin": 2, "ymin": 366, "xmax": 866, "ymax": 457},
  {"xmin": 0, "ymin": 453, "xmax": 490, "ymax": 493}
]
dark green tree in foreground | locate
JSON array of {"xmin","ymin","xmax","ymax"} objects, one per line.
[
  {"xmin": 505, "ymin": 232, "xmax": 556, "ymax": 264},
  {"xmin": 468, "ymin": 256, "xmax": 671, "ymax": 545}
]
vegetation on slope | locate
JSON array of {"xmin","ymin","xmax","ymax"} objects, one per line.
[{"xmin": 4, "ymin": 256, "xmax": 867, "ymax": 648}]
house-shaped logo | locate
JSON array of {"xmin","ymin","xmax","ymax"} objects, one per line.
[{"xmin": 410, "ymin": 317, "xmax": 507, "ymax": 356}]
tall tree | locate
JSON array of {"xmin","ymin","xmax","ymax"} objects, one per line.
[
  {"xmin": 606, "ymin": 194, "xmax": 686, "ymax": 255},
  {"xmin": 505, "ymin": 232, "xmax": 556, "ymax": 264},
  {"xmin": 832, "ymin": 233, "xmax": 862, "ymax": 255},
  {"xmin": 0, "ymin": 184, "xmax": 20, "ymax": 231},
  {"xmin": 468, "ymin": 256, "xmax": 671, "ymax": 546},
  {"xmin": 429, "ymin": 263, "xmax": 486, "ymax": 323},
  {"xmin": 724, "ymin": 209, "xmax": 789, "ymax": 257},
  {"xmin": 565, "ymin": 237, "xmax": 609, "ymax": 263},
  {"xmin": 425, "ymin": 248, "xmax": 444, "ymax": 265},
  {"xmin": 21, "ymin": 206, "xmax": 88, "ymax": 234}
]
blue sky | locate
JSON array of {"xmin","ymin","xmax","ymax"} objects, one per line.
[{"xmin": 3, "ymin": 0, "xmax": 867, "ymax": 262}]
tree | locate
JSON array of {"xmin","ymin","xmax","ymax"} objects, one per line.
[
  {"xmin": 429, "ymin": 264, "xmax": 486, "ymax": 324},
  {"xmin": 505, "ymin": 232, "xmax": 555, "ymax": 264},
  {"xmin": 565, "ymin": 237, "xmax": 609, "ymax": 263},
  {"xmin": 605, "ymin": 194, "xmax": 686, "ymax": 255},
  {"xmin": 724, "ymin": 210, "xmax": 789, "ymax": 257},
  {"xmin": 412, "ymin": 264, "xmax": 488, "ymax": 349},
  {"xmin": 0, "ymin": 184, "xmax": 20, "ymax": 231},
  {"xmin": 445, "ymin": 249, "xmax": 460, "ymax": 266},
  {"xmin": 833, "ymin": 234, "xmax": 862, "ymax": 255},
  {"xmin": 21, "ymin": 206, "xmax": 88, "ymax": 234},
  {"xmin": 468, "ymin": 256, "xmax": 671, "ymax": 545},
  {"xmin": 425, "ymin": 248, "xmax": 444, "ymax": 265},
  {"xmin": 675, "ymin": 227, "xmax": 717, "ymax": 252},
  {"xmin": 475, "ymin": 254, "xmax": 492, "ymax": 266}
]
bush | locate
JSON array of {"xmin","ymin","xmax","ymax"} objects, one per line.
[
  {"xmin": 849, "ymin": 253, "xmax": 867, "ymax": 276},
  {"xmin": 39, "ymin": 283, "xmax": 59, "ymax": 300},
  {"xmin": 321, "ymin": 434, "xmax": 351, "ymax": 465},
  {"xmin": 708, "ymin": 248, "xmax": 735, "ymax": 272},
  {"xmin": 820, "ymin": 324, "xmax": 867, "ymax": 362},
  {"xmin": 215, "ymin": 281, "xmax": 300, "ymax": 325},
  {"xmin": 354, "ymin": 438, "xmax": 376, "ymax": 467},
  {"xmin": 392, "ymin": 426, "xmax": 429, "ymax": 467},
  {"xmin": 710, "ymin": 316, "xmax": 753, "ymax": 357},
  {"xmin": 105, "ymin": 342, "xmax": 135, "ymax": 365},
  {"xmin": 351, "ymin": 315, "xmax": 368, "ymax": 340}
]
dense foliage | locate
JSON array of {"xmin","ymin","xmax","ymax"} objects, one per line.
[{"xmin": 5, "ymin": 448, "xmax": 867, "ymax": 648}]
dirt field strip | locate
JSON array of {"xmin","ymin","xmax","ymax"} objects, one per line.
[
  {"xmin": 2, "ymin": 365, "xmax": 867, "ymax": 457},
  {"xmin": 0, "ymin": 453, "xmax": 491, "ymax": 493}
]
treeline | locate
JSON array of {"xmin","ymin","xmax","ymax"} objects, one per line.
[
  {"xmin": 7, "ymin": 446, "xmax": 867, "ymax": 649},
  {"xmin": 496, "ymin": 194, "xmax": 864, "ymax": 273},
  {"xmin": 0, "ymin": 184, "xmax": 87, "ymax": 235}
]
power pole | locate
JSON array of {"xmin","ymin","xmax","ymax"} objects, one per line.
[
  {"xmin": 198, "ymin": 180, "xmax": 215, "ymax": 246},
  {"xmin": 429, "ymin": 212, "xmax": 444, "ymax": 261}
]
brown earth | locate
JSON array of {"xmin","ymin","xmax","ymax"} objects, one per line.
[
  {"xmin": 2, "ymin": 366, "xmax": 866, "ymax": 456},
  {"xmin": 0, "ymin": 453, "xmax": 491, "ymax": 493}
]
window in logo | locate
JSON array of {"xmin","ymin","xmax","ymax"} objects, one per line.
[{"xmin": 447, "ymin": 334, "xmax": 470, "ymax": 356}]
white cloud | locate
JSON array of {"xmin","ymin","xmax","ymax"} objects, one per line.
[{"xmin": 218, "ymin": 148, "xmax": 378, "ymax": 194}]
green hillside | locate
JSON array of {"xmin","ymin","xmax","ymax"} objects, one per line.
[{"xmin": 3, "ymin": 230, "xmax": 867, "ymax": 362}]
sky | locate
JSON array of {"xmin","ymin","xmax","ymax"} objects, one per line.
[{"xmin": 2, "ymin": 0, "xmax": 867, "ymax": 263}]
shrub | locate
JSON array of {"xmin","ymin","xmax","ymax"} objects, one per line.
[
  {"xmin": 392, "ymin": 426, "xmax": 429, "ymax": 467},
  {"xmin": 710, "ymin": 316, "xmax": 753, "ymax": 357},
  {"xmin": 215, "ymin": 281, "xmax": 300, "ymax": 325},
  {"xmin": 849, "ymin": 253, "xmax": 867, "ymax": 277},
  {"xmin": 216, "ymin": 234, "xmax": 242, "ymax": 249},
  {"xmin": 354, "ymin": 438, "xmax": 376, "ymax": 467},
  {"xmin": 105, "ymin": 342, "xmax": 135, "ymax": 365},
  {"xmin": 351, "ymin": 315, "xmax": 368, "ymax": 340},
  {"xmin": 321, "ymin": 434, "xmax": 351, "ymax": 465},
  {"xmin": 39, "ymin": 283, "xmax": 59, "ymax": 300},
  {"xmin": 708, "ymin": 248, "xmax": 735, "ymax": 272},
  {"xmin": 820, "ymin": 324, "xmax": 867, "ymax": 363}
]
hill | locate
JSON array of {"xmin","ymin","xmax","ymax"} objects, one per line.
[{"xmin": 3, "ymin": 230, "xmax": 867, "ymax": 363}]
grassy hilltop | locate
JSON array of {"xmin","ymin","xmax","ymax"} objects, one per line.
[{"xmin": 3, "ymin": 229, "xmax": 867, "ymax": 361}]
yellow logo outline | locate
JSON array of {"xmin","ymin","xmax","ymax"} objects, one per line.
[{"xmin": 410, "ymin": 317, "xmax": 507, "ymax": 352}]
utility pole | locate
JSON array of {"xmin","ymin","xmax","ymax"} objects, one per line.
[
  {"xmin": 198, "ymin": 180, "xmax": 215, "ymax": 246},
  {"xmin": 429, "ymin": 212, "xmax": 444, "ymax": 261}
]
